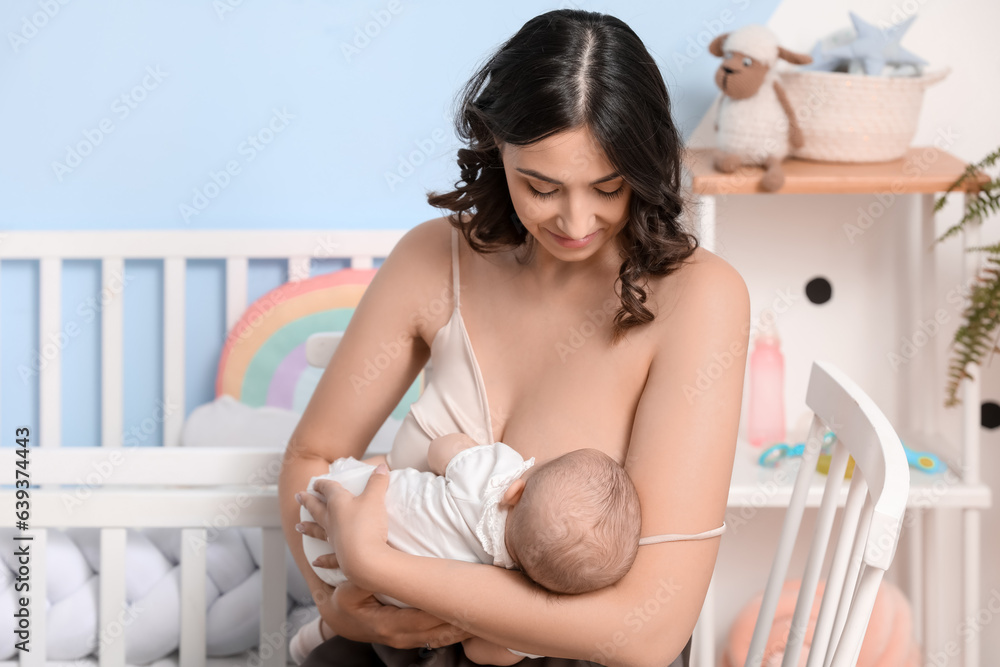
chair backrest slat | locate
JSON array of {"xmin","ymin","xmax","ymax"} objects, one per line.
[
  {"xmin": 744, "ymin": 361, "xmax": 909, "ymax": 667},
  {"xmin": 805, "ymin": 471, "xmax": 869, "ymax": 667},
  {"xmin": 825, "ymin": 497, "xmax": 874, "ymax": 667},
  {"xmin": 745, "ymin": 414, "xmax": 826, "ymax": 667},
  {"xmin": 782, "ymin": 441, "xmax": 852, "ymax": 667}
]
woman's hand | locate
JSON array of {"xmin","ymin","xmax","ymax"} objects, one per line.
[
  {"xmin": 296, "ymin": 462, "xmax": 392, "ymax": 585},
  {"xmin": 314, "ymin": 579, "xmax": 474, "ymax": 649}
]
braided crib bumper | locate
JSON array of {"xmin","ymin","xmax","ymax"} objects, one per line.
[{"xmin": 0, "ymin": 524, "xmax": 319, "ymax": 664}]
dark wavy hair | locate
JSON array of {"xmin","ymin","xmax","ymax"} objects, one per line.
[{"xmin": 427, "ymin": 9, "xmax": 698, "ymax": 345}]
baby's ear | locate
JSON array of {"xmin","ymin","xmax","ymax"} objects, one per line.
[{"xmin": 500, "ymin": 478, "xmax": 526, "ymax": 509}]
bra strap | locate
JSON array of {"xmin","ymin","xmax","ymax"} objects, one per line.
[
  {"xmin": 451, "ymin": 226, "xmax": 460, "ymax": 311},
  {"xmin": 638, "ymin": 522, "xmax": 727, "ymax": 546}
]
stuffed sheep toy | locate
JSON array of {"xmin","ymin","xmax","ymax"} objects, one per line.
[{"xmin": 709, "ymin": 25, "xmax": 813, "ymax": 191}]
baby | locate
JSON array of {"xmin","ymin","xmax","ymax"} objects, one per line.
[{"xmin": 291, "ymin": 432, "xmax": 641, "ymax": 665}]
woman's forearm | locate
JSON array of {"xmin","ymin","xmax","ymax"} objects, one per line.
[
  {"xmin": 278, "ymin": 447, "xmax": 339, "ymax": 599},
  {"xmin": 354, "ymin": 546, "xmax": 698, "ymax": 667}
]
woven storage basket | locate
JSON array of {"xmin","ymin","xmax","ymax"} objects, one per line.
[{"xmin": 779, "ymin": 67, "xmax": 950, "ymax": 162}]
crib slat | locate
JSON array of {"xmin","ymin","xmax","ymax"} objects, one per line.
[
  {"xmin": 39, "ymin": 258, "xmax": 61, "ymax": 449},
  {"xmin": 288, "ymin": 256, "xmax": 311, "ymax": 282},
  {"xmin": 260, "ymin": 527, "xmax": 288, "ymax": 667},
  {"xmin": 180, "ymin": 528, "xmax": 207, "ymax": 667},
  {"xmin": 0, "ymin": 259, "xmax": 3, "ymax": 439},
  {"xmin": 99, "ymin": 528, "xmax": 127, "ymax": 667},
  {"xmin": 351, "ymin": 255, "xmax": 374, "ymax": 269},
  {"xmin": 164, "ymin": 258, "xmax": 186, "ymax": 447},
  {"xmin": 18, "ymin": 530, "xmax": 46, "ymax": 667},
  {"xmin": 102, "ymin": 258, "xmax": 125, "ymax": 447},
  {"xmin": 226, "ymin": 257, "xmax": 248, "ymax": 333}
]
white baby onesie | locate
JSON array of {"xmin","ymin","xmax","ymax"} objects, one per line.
[{"xmin": 300, "ymin": 441, "xmax": 541, "ymax": 658}]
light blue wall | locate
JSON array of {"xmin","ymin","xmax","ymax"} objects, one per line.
[{"xmin": 1, "ymin": 0, "xmax": 780, "ymax": 447}]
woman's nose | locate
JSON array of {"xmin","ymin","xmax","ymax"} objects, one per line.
[{"xmin": 559, "ymin": 202, "xmax": 596, "ymax": 240}]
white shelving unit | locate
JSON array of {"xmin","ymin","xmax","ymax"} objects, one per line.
[{"xmin": 682, "ymin": 146, "xmax": 993, "ymax": 667}]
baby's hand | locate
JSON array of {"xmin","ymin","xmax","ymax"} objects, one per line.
[{"xmin": 427, "ymin": 433, "xmax": 478, "ymax": 476}]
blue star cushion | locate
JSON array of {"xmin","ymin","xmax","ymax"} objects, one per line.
[{"xmin": 824, "ymin": 11, "xmax": 928, "ymax": 75}]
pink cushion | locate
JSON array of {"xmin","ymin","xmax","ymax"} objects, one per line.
[{"xmin": 723, "ymin": 579, "xmax": 921, "ymax": 667}]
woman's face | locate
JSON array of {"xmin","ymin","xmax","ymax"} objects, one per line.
[{"xmin": 499, "ymin": 125, "xmax": 631, "ymax": 262}]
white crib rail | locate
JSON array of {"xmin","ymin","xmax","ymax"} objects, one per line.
[{"xmin": 0, "ymin": 230, "xmax": 405, "ymax": 667}]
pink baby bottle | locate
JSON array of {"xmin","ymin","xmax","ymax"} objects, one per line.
[{"xmin": 747, "ymin": 318, "xmax": 786, "ymax": 447}]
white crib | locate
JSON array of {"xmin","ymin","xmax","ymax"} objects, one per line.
[{"xmin": 0, "ymin": 230, "xmax": 405, "ymax": 667}]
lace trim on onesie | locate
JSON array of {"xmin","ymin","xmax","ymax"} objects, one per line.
[
  {"xmin": 474, "ymin": 456, "xmax": 535, "ymax": 569},
  {"xmin": 638, "ymin": 521, "xmax": 727, "ymax": 545}
]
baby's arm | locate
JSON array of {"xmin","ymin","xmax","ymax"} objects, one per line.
[
  {"xmin": 426, "ymin": 432, "xmax": 479, "ymax": 476},
  {"xmin": 462, "ymin": 636, "xmax": 525, "ymax": 665}
]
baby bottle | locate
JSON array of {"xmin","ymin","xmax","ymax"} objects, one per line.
[{"xmin": 747, "ymin": 317, "xmax": 786, "ymax": 447}]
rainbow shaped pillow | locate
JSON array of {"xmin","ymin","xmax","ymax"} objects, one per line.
[{"xmin": 214, "ymin": 268, "xmax": 423, "ymax": 420}]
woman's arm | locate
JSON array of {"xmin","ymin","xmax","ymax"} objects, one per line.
[
  {"xmin": 279, "ymin": 218, "xmax": 471, "ymax": 647},
  {"xmin": 312, "ymin": 256, "xmax": 752, "ymax": 667}
]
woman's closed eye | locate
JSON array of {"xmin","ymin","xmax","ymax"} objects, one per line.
[{"xmin": 528, "ymin": 183, "xmax": 626, "ymax": 200}]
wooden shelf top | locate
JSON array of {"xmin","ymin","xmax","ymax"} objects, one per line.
[{"xmin": 683, "ymin": 146, "xmax": 990, "ymax": 196}]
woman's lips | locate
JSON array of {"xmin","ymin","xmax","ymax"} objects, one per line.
[{"xmin": 548, "ymin": 228, "xmax": 599, "ymax": 248}]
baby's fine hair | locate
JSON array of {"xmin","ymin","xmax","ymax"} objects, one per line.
[{"xmin": 508, "ymin": 448, "xmax": 641, "ymax": 594}]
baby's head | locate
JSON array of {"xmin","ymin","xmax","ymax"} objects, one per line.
[{"xmin": 502, "ymin": 448, "xmax": 640, "ymax": 595}]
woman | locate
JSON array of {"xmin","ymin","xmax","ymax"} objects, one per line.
[{"xmin": 279, "ymin": 8, "xmax": 750, "ymax": 666}]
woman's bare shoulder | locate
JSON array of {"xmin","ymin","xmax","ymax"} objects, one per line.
[
  {"xmin": 387, "ymin": 216, "xmax": 453, "ymax": 285},
  {"xmin": 384, "ymin": 216, "xmax": 458, "ymax": 338},
  {"xmin": 652, "ymin": 245, "xmax": 750, "ymax": 323}
]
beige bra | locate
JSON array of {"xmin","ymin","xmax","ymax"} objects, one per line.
[{"xmin": 387, "ymin": 227, "xmax": 727, "ymax": 546}]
